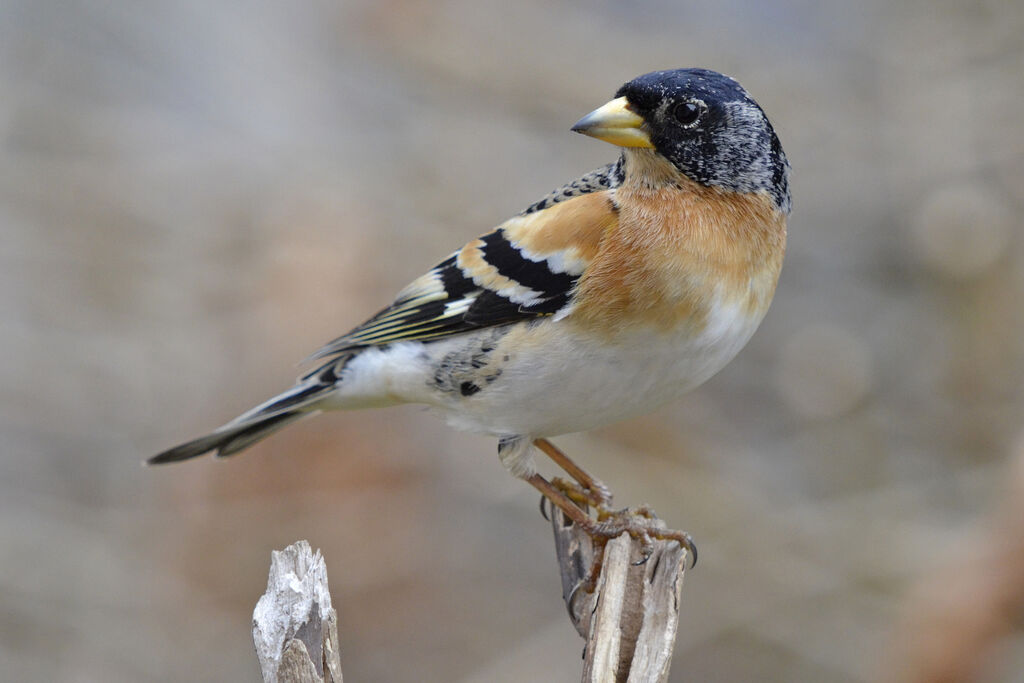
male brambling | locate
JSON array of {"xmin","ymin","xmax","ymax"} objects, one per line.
[{"xmin": 151, "ymin": 68, "xmax": 790, "ymax": 562}]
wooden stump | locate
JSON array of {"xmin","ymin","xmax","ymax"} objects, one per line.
[
  {"xmin": 252, "ymin": 541, "xmax": 343, "ymax": 683},
  {"xmin": 550, "ymin": 506, "xmax": 690, "ymax": 683}
]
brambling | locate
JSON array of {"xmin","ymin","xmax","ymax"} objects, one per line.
[{"xmin": 151, "ymin": 68, "xmax": 790, "ymax": 564}]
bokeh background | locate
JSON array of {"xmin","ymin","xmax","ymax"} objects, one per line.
[{"xmin": 3, "ymin": 1, "xmax": 1024, "ymax": 681}]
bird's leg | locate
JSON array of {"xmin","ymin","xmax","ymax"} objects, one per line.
[
  {"xmin": 534, "ymin": 438, "xmax": 613, "ymax": 508},
  {"xmin": 595, "ymin": 505, "xmax": 698, "ymax": 569},
  {"xmin": 526, "ymin": 472, "xmax": 612, "ymax": 591},
  {"xmin": 526, "ymin": 472, "xmax": 698, "ymax": 591},
  {"xmin": 550, "ymin": 476, "xmax": 598, "ymax": 509}
]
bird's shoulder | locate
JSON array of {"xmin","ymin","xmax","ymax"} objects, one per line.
[
  {"xmin": 305, "ymin": 169, "xmax": 621, "ymax": 364},
  {"xmin": 519, "ymin": 161, "xmax": 622, "ymax": 215}
]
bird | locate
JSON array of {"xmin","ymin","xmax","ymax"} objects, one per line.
[{"xmin": 150, "ymin": 68, "xmax": 790, "ymax": 566}]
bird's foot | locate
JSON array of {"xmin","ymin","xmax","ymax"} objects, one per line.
[
  {"xmin": 528, "ymin": 473, "xmax": 695, "ymax": 593},
  {"xmin": 593, "ymin": 505, "xmax": 696, "ymax": 563},
  {"xmin": 551, "ymin": 476, "xmax": 613, "ymax": 512},
  {"xmin": 574, "ymin": 505, "xmax": 697, "ymax": 593}
]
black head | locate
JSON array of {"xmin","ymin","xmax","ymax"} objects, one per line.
[{"xmin": 574, "ymin": 68, "xmax": 790, "ymax": 213}]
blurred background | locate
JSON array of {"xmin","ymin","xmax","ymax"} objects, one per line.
[{"xmin": 3, "ymin": 0, "xmax": 1024, "ymax": 681}]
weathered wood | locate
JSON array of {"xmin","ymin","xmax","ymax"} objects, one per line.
[
  {"xmin": 253, "ymin": 541, "xmax": 343, "ymax": 683},
  {"xmin": 550, "ymin": 507, "xmax": 689, "ymax": 683},
  {"xmin": 255, "ymin": 512, "xmax": 686, "ymax": 682}
]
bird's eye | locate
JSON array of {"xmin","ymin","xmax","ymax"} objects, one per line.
[{"xmin": 672, "ymin": 101, "xmax": 703, "ymax": 126}]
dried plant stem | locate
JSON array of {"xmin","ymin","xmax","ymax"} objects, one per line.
[{"xmin": 549, "ymin": 506, "xmax": 689, "ymax": 683}]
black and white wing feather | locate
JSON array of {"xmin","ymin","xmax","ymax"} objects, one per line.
[{"xmin": 307, "ymin": 166, "xmax": 622, "ymax": 364}]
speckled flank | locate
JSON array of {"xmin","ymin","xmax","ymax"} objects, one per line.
[{"xmin": 430, "ymin": 327, "xmax": 510, "ymax": 397}]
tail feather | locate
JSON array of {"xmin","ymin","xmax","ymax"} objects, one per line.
[
  {"xmin": 216, "ymin": 411, "xmax": 313, "ymax": 457},
  {"xmin": 149, "ymin": 409, "xmax": 318, "ymax": 464},
  {"xmin": 148, "ymin": 429, "xmax": 245, "ymax": 464},
  {"xmin": 148, "ymin": 377, "xmax": 335, "ymax": 465}
]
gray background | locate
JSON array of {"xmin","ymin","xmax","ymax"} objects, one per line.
[{"xmin": 3, "ymin": 0, "xmax": 1023, "ymax": 680}]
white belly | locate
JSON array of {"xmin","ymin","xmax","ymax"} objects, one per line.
[
  {"xmin": 431, "ymin": 300, "xmax": 766, "ymax": 437},
  {"xmin": 325, "ymin": 295, "xmax": 767, "ymax": 438}
]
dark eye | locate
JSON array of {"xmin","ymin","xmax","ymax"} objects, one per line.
[{"xmin": 672, "ymin": 101, "xmax": 703, "ymax": 126}]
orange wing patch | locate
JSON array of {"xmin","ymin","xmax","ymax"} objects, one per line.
[{"xmin": 501, "ymin": 191, "xmax": 617, "ymax": 273}]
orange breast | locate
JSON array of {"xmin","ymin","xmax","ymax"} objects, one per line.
[{"xmin": 571, "ymin": 178, "xmax": 787, "ymax": 337}]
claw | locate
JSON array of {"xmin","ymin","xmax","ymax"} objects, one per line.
[
  {"xmin": 638, "ymin": 531, "xmax": 654, "ymax": 560},
  {"xmin": 527, "ymin": 471, "xmax": 696, "ymax": 594},
  {"xmin": 652, "ymin": 528, "xmax": 697, "ymax": 568},
  {"xmin": 577, "ymin": 506, "xmax": 697, "ymax": 585},
  {"xmin": 565, "ymin": 581, "xmax": 584, "ymax": 619}
]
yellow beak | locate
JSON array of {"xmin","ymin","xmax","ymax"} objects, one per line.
[{"xmin": 571, "ymin": 96, "xmax": 653, "ymax": 148}]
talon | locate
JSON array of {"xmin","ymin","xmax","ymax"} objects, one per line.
[
  {"xmin": 539, "ymin": 495, "xmax": 550, "ymax": 521},
  {"xmin": 585, "ymin": 505, "xmax": 698, "ymax": 573},
  {"xmin": 651, "ymin": 528, "xmax": 698, "ymax": 568},
  {"xmin": 526, "ymin": 472, "xmax": 697, "ymax": 596},
  {"xmin": 566, "ymin": 581, "xmax": 583, "ymax": 614},
  {"xmin": 639, "ymin": 532, "xmax": 655, "ymax": 559}
]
